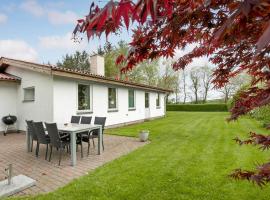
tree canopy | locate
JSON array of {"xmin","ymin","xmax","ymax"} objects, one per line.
[{"xmin": 73, "ymin": 0, "xmax": 270, "ymax": 187}]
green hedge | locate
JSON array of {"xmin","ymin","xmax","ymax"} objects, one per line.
[{"xmin": 167, "ymin": 104, "xmax": 228, "ymax": 112}]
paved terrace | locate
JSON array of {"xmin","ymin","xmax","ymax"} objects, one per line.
[{"xmin": 0, "ymin": 132, "xmax": 147, "ymax": 196}]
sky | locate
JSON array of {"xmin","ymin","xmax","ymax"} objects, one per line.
[
  {"xmin": 0, "ymin": 0, "xmax": 222, "ymax": 100},
  {"xmin": 0, "ymin": 0, "xmax": 132, "ymax": 64}
]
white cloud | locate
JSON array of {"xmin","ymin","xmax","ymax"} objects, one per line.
[
  {"xmin": 38, "ymin": 32, "xmax": 87, "ymax": 51},
  {"xmin": 20, "ymin": 0, "xmax": 78, "ymax": 25},
  {"xmin": 48, "ymin": 10, "xmax": 78, "ymax": 25},
  {"xmin": 0, "ymin": 40, "xmax": 38, "ymax": 61},
  {"xmin": 0, "ymin": 14, "xmax": 8, "ymax": 24},
  {"xmin": 20, "ymin": 0, "xmax": 45, "ymax": 17}
]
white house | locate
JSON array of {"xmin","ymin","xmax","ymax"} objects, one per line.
[{"xmin": 0, "ymin": 56, "xmax": 171, "ymax": 132}]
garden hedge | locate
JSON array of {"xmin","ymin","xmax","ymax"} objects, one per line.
[{"xmin": 167, "ymin": 104, "xmax": 228, "ymax": 112}]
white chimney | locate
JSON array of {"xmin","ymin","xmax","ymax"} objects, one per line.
[{"xmin": 89, "ymin": 54, "xmax": 105, "ymax": 76}]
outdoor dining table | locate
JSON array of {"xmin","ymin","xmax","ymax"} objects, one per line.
[{"xmin": 26, "ymin": 123, "xmax": 103, "ymax": 166}]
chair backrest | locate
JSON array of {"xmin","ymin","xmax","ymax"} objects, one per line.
[
  {"xmin": 25, "ymin": 120, "xmax": 37, "ymax": 140},
  {"xmin": 71, "ymin": 116, "xmax": 81, "ymax": 124},
  {"xmin": 80, "ymin": 116, "xmax": 92, "ymax": 125},
  {"xmin": 94, "ymin": 117, "xmax": 106, "ymax": 130},
  {"xmin": 45, "ymin": 123, "xmax": 61, "ymax": 147},
  {"xmin": 33, "ymin": 122, "xmax": 49, "ymax": 144}
]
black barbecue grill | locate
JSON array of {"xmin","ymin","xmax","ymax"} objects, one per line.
[{"xmin": 2, "ymin": 115, "xmax": 17, "ymax": 136}]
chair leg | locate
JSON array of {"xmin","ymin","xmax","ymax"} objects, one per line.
[
  {"xmin": 102, "ymin": 135, "xmax": 104, "ymax": 151},
  {"xmin": 92, "ymin": 138, "xmax": 95, "ymax": 148},
  {"xmin": 31, "ymin": 139, "xmax": 33, "ymax": 152},
  {"xmin": 45, "ymin": 144, "xmax": 48, "ymax": 160},
  {"xmin": 36, "ymin": 142, "xmax": 39, "ymax": 157},
  {"xmin": 87, "ymin": 141, "xmax": 90, "ymax": 156},
  {"xmin": 58, "ymin": 147, "xmax": 62, "ymax": 166},
  {"xmin": 80, "ymin": 143, "xmax": 83, "ymax": 158},
  {"xmin": 49, "ymin": 145, "xmax": 53, "ymax": 162}
]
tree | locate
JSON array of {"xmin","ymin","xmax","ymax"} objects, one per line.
[
  {"xmin": 201, "ymin": 65, "xmax": 213, "ymax": 103},
  {"xmin": 74, "ymin": 0, "xmax": 270, "ymax": 186},
  {"xmin": 57, "ymin": 51, "xmax": 90, "ymax": 71},
  {"xmin": 189, "ymin": 68, "xmax": 202, "ymax": 104},
  {"xmin": 181, "ymin": 69, "xmax": 188, "ymax": 104},
  {"xmin": 158, "ymin": 60, "xmax": 180, "ymax": 103},
  {"xmin": 220, "ymin": 74, "xmax": 250, "ymax": 103}
]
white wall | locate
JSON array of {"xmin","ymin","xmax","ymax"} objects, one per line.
[
  {"xmin": 53, "ymin": 76, "xmax": 165, "ymax": 126},
  {"xmin": 0, "ymin": 82, "xmax": 18, "ymax": 131},
  {"xmin": 5, "ymin": 66, "xmax": 54, "ymax": 131}
]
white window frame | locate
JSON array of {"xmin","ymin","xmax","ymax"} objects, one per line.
[
  {"xmin": 156, "ymin": 93, "xmax": 161, "ymax": 109},
  {"xmin": 23, "ymin": 87, "xmax": 35, "ymax": 102},
  {"xmin": 77, "ymin": 83, "xmax": 92, "ymax": 114},
  {"xmin": 128, "ymin": 89, "xmax": 136, "ymax": 111},
  {"xmin": 108, "ymin": 87, "xmax": 118, "ymax": 112}
]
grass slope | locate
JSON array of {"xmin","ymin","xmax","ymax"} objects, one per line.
[{"xmin": 12, "ymin": 112, "xmax": 270, "ymax": 200}]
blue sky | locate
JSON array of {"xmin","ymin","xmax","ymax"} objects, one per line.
[{"xmin": 0, "ymin": 0, "xmax": 132, "ymax": 64}]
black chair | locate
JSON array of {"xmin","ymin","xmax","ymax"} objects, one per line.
[
  {"xmin": 80, "ymin": 116, "xmax": 92, "ymax": 125},
  {"xmin": 45, "ymin": 123, "xmax": 70, "ymax": 166},
  {"xmin": 81, "ymin": 117, "xmax": 106, "ymax": 155},
  {"xmin": 71, "ymin": 116, "xmax": 81, "ymax": 124},
  {"xmin": 25, "ymin": 120, "xmax": 38, "ymax": 153},
  {"xmin": 33, "ymin": 122, "xmax": 50, "ymax": 160}
]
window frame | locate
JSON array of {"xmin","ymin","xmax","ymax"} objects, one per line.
[
  {"xmin": 77, "ymin": 83, "xmax": 92, "ymax": 114},
  {"xmin": 23, "ymin": 87, "xmax": 35, "ymax": 102},
  {"xmin": 156, "ymin": 93, "xmax": 161, "ymax": 109},
  {"xmin": 128, "ymin": 89, "xmax": 136, "ymax": 111},
  {"xmin": 108, "ymin": 87, "xmax": 118, "ymax": 112},
  {"xmin": 145, "ymin": 92, "xmax": 150, "ymax": 108}
]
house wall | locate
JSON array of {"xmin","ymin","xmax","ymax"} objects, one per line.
[
  {"xmin": 53, "ymin": 76, "xmax": 165, "ymax": 126},
  {"xmin": 5, "ymin": 66, "xmax": 54, "ymax": 131},
  {"xmin": 0, "ymin": 82, "xmax": 18, "ymax": 131}
]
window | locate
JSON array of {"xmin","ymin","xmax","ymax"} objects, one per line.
[
  {"xmin": 108, "ymin": 88, "xmax": 117, "ymax": 110},
  {"xmin": 156, "ymin": 93, "xmax": 160, "ymax": 108},
  {"xmin": 128, "ymin": 89, "xmax": 135, "ymax": 110},
  {"xmin": 23, "ymin": 87, "xmax": 35, "ymax": 101},
  {"xmin": 145, "ymin": 93, "xmax": 149, "ymax": 108},
  {"xmin": 78, "ymin": 84, "xmax": 90, "ymax": 111}
]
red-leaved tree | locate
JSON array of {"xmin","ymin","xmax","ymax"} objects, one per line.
[{"xmin": 73, "ymin": 0, "xmax": 270, "ymax": 186}]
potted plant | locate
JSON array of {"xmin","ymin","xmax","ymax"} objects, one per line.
[{"xmin": 139, "ymin": 130, "xmax": 149, "ymax": 142}]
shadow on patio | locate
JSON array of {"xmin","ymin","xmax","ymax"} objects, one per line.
[{"xmin": 0, "ymin": 132, "xmax": 146, "ymax": 196}]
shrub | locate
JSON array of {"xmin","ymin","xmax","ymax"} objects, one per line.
[
  {"xmin": 166, "ymin": 104, "xmax": 228, "ymax": 112},
  {"xmin": 250, "ymin": 105, "xmax": 270, "ymax": 127}
]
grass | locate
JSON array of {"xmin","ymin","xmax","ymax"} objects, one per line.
[{"xmin": 11, "ymin": 112, "xmax": 270, "ymax": 200}]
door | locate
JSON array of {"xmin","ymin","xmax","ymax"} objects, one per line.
[{"xmin": 145, "ymin": 92, "xmax": 150, "ymax": 119}]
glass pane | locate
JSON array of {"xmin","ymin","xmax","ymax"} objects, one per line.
[
  {"xmin": 145, "ymin": 93, "xmax": 149, "ymax": 108},
  {"xmin": 24, "ymin": 88, "xmax": 35, "ymax": 101},
  {"xmin": 108, "ymin": 88, "xmax": 117, "ymax": 109},
  {"xmin": 78, "ymin": 84, "xmax": 90, "ymax": 110},
  {"xmin": 156, "ymin": 94, "xmax": 160, "ymax": 107},
  {"xmin": 128, "ymin": 90, "xmax": 135, "ymax": 108}
]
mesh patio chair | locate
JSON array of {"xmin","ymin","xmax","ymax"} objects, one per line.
[
  {"xmin": 33, "ymin": 122, "xmax": 50, "ymax": 160},
  {"xmin": 81, "ymin": 117, "xmax": 106, "ymax": 155},
  {"xmin": 45, "ymin": 123, "xmax": 70, "ymax": 166},
  {"xmin": 71, "ymin": 116, "xmax": 81, "ymax": 124},
  {"xmin": 25, "ymin": 120, "xmax": 38, "ymax": 153},
  {"xmin": 80, "ymin": 116, "xmax": 92, "ymax": 125}
]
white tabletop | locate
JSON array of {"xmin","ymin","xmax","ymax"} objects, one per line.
[{"xmin": 57, "ymin": 123, "xmax": 101, "ymax": 133}]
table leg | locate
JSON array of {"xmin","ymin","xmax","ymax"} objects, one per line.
[
  {"xmin": 26, "ymin": 127, "xmax": 31, "ymax": 152},
  {"xmin": 98, "ymin": 126, "xmax": 102, "ymax": 155},
  {"xmin": 70, "ymin": 133, "xmax": 77, "ymax": 166}
]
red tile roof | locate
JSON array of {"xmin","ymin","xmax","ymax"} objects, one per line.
[
  {"xmin": 0, "ymin": 57, "xmax": 172, "ymax": 92},
  {"xmin": 0, "ymin": 73, "xmax": 21, "ymax": 82}
]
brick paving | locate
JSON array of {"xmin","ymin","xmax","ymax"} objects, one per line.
[{"xmin": 0, "ymin": 132, "xmax": 148, "ymax": 196}]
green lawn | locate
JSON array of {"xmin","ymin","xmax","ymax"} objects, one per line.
[{"xmin": 12, "ymin": 112, "xmax": 270, "ymax": 200}]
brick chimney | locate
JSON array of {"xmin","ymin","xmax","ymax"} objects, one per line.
[{"xmin": 89, "ymin": 54, "xmax": 105, "ymax": 76}]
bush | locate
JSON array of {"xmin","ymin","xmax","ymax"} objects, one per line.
[
  {"xmin": 250, "ymin": 105, "xmax": 270, "ymax": 127},
  {"xmin": 166, "ymin": 104, "xmax": 228, "ymax": 112}
]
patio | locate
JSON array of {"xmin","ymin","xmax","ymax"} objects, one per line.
[{"xmin": 0, "ymin": 132, "xmax": 147, "ymax": 196}]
